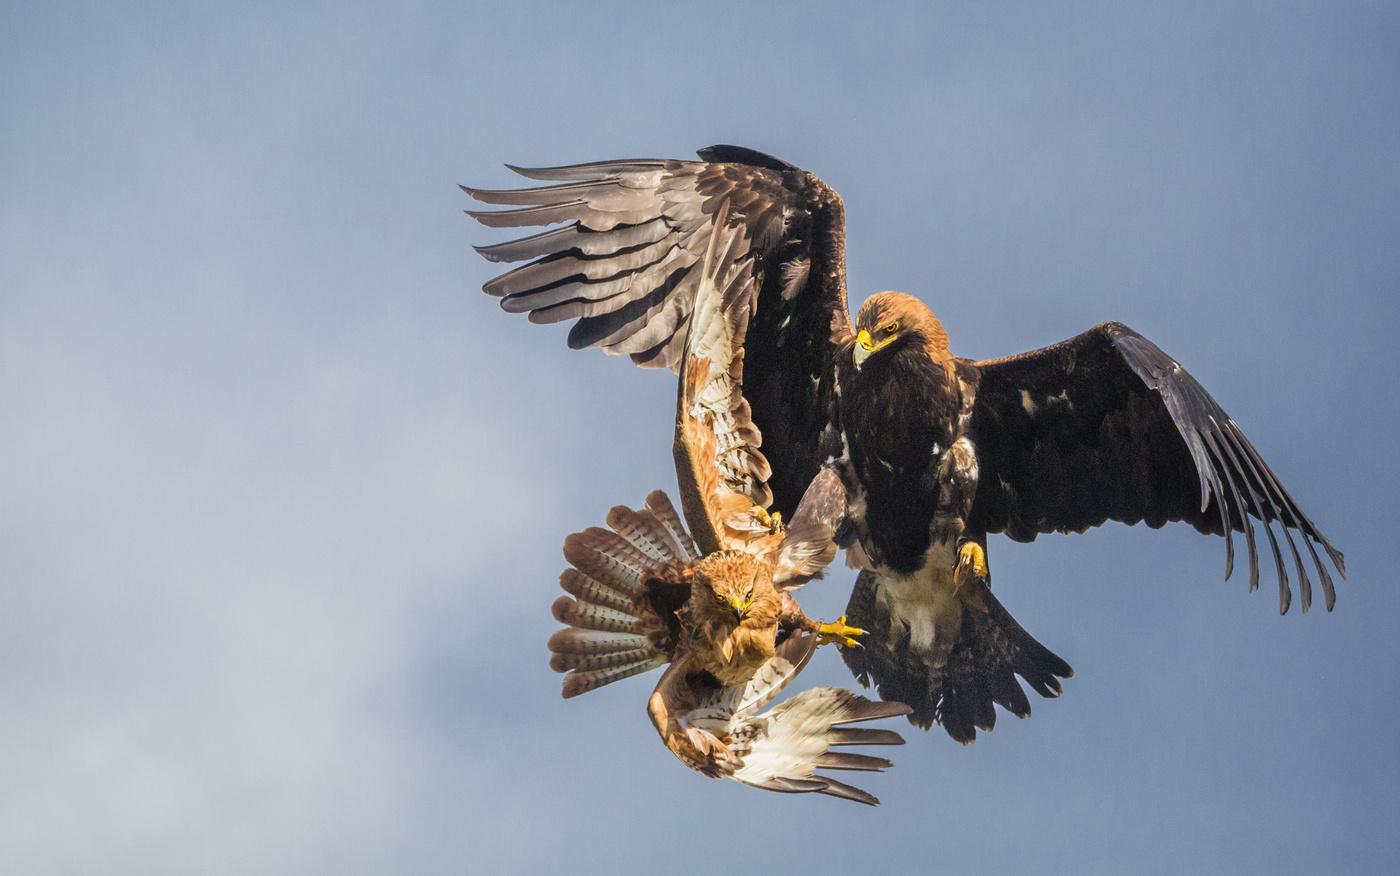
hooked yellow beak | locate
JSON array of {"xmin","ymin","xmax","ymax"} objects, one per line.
[
  {"xmin": 853, "ymin": 329, "xmax": 893, "ymax": 370},
  {"xmin": 728, "ymin": 594, "xmax": 751, "ymax": 619}
]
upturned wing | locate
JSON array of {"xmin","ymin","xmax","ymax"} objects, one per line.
[
  {"xmin": 670, "ymin": 218, "xmax": 848, "ymax": 586},
  {"xmin": 967, "ymin": 321, "xmax": 1346, "ymax": 613},
  {"xmin": 548, "ymin": 491, "xmax": 700, "ymax": 697},
  {"xmin": 465, "ymin": 145, "xmax": 852, "ymax": 517}
]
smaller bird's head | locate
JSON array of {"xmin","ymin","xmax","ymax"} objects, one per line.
[
  {"xmin": 691, "ymin": 550, "xmax": 773, "ymax": 625},
  {"xmin": 852, "ymin": 291, "xmax": 950, "ymax": 370}
]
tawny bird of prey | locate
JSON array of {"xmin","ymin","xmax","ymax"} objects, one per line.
[
  {"xmin": 468, "ymin": 145, "xmax": 1345, "ymax": 743},
  {"xmin": 547, "ymin": 245, "xmax": 909, "ymax": 803}
]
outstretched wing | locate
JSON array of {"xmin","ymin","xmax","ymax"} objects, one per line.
[
  {"xmin": 730, "ymin": 687, "xmax": 911, "ymax": 806},
  {"xmin": 670, "ymin": 222, "xmax": 848, "ymax": 586},
  {"xmin": 670, "ymin": 216, "xmax": 774, "ymax": 555},
  {"xmin": 549, "ymin": 492, "xmax": 700, "ymax": 697},
  {"xmin": 967, "ymin": 321, "xmax": 1346, "ymax": 614},
  {"xmin": 678, "ymin": 630, "xmax": 912, "ymax": 805},
  {"xmin": 465, "ymin": 145, "xmax": 853, "ymax": 518}
]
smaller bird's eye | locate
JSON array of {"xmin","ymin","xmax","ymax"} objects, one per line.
[{"xmin": 884, "ymin": 321, "xmax": 899, "ymax": 334}]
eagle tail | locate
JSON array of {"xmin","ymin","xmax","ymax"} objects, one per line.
[
  {"xmin": 838, "ymin": 570, "xmax": 1072, "ymax": 743},
  {"xmin": 937, "ymin": 586, "xmax": 1073, "ymax": 744},
  {"xmin": 730, "ymin": 687, "xmax": 912, "ymax": 806},
  {"xmin": 549, "ymin": 491, "xmax": 699, "ymax": 698}
]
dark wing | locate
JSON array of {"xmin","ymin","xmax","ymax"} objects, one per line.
[
  {"xmin": 967, "ymin": 321, "xmax": 1346, "ymax": 614},
  {"xmin": 548, "ymin": 492, "xmax": 699, "ymax": 697},
  {"xmin": 465, "ymin": 145, "xmax": 852, "ymax": 517}
]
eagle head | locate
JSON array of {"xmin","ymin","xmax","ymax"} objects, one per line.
[{"xmin": 853, "ymin": 291, "xmax": 950, "ymax": 369}]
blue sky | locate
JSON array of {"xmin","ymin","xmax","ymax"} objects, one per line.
[{"xmin": 2, "ymin": 2, "xmax": 1397, "ymax": 873}]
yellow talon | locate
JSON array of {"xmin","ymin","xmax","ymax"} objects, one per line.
[
  {"xmin": 955, "ymin": 541, "xmax": 989, "ymax": 585},
  {"xmin": 817, "ymin": 615, "xmax": 866, "ymax": 648},
  {"xmin": 752, "ymin": 507, "xmax": 783, "ymax": 534}
]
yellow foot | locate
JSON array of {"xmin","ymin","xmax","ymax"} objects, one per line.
[
  {"xmin": 817, "ymin": 615, "xmax": 865, "ymax": 648},
  {"xmin": 955, "ymin": 541, "xmax": 990, "ymax": 586},
  {"xmin": 755, "ymin": 508, "xmax": 783, "ymax": 535}
]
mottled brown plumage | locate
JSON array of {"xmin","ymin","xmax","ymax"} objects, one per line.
[
  {"xmin": 542, "ymin": 243, "xmax": 905, "ymax": 800},
  {"xmin": 474, "ymin": 145, "xmax": 1345, "ymax": 744}
]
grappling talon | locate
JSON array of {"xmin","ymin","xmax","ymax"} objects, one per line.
[
  {"xmin": 818, "ymin": 615, "xmax": 866, "ymax": 649},
  {"xmin": 955, "ymin": 541, "xmax": 990, "ymax": 586},
  {"xmin": 757, "ymin": 508, "xmax": 783, "ymax": 534}
]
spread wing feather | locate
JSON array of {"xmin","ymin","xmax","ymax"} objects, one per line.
[
  {"xmin": 466, "ymin": 145, "xmax": 852, "ymax": 517},
  {"xmin": 968, "ymin": 321, "xmax": 1345, "ymax": 613},
  {"xmin": 671, "ymin": 215, "xmax": 773, "ymax": 555},
  {"xmin": 674, "ymin": 630, "xmax": 912, "ymax": 805},
  {"xmin": 670, "ymin": 220, "xmax": 848, "ymax": 585},
  {"xmin": 730, "ymin": 684, "xmax": 912, "ymax": 806}
]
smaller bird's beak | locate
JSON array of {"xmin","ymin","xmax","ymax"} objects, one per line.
[
  {"xmin": 729, "ymin": 595, "xmax": 750, "ymax": 619},
  {"xmin": 853, "ymin": 329, "xmax": 875, "ymax": 370}
]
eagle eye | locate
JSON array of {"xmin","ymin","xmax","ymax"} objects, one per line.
[{"xmin": 883, "ymin": 320, "xmax": 899, "ymax": 334}]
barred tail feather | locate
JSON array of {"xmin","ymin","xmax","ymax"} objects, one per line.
[
  {"xmin": 550, "ymin": 593, "xmax": 640, "ymax": 633},
  {"xmin": 547, "ymin": 627, "xmax": 651, "ymax": 656},
  {"xmin": 605, "ymin": 497, "xmax": 698, "ymax": 565},
  {"xmin": 562, "ymin": 529, "xmax": 651, "ymax": 594},
  {"xmin": 561, "ymin": 658, "xmax": 668, "ymax": 699},
  {"xmin": 549, "ymin": 646, "xmax": 656, "ymax": 673},
  {"xmin": 645, "ymin": 491, "xmax": 700, "ymax": 562},
  {"xmin": 558, "ymin": 569, "xmax": 634, "ymax": 614},
  {"xmin": 550, "ymin": 491, "xmax": 699, "ymax": 698}
]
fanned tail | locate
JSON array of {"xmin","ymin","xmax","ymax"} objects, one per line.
[
  {"xmin": 839, "ymin": 570, "xmax": 1072, "ymax": 743},
  {"xmin": 549, "ymin": 492, "xmax": 699, "ymax": 698},
  {"xmin": 937, "ymin": 587, "xmax": 1073, "ymax": 744}
]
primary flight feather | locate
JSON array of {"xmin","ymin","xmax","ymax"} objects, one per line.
[
  {"xmin": 469, "ymin": 145, "xmax": 1345, "ymax": 741},
  {"xmin": 546, "ymin": 244, "xmax": 908, "ymax": 801}
]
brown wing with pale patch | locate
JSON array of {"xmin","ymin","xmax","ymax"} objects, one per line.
[
  {"xmin": 548, "ymin": 492, "xmax": 699, "ymax": 698},
  {"xmin": 669, "ymin": 228, "xmax": 848, "ymax": 587},
  {"xmin": 670, "ymin": 217, "xmax": 775, "ymax": 556},
  {"xmin": 770, "ymin": 466, "xmax": 847, "ymax": 588},
  {"xmin": 466, "ymin": 145, "xmax": 852, "ymax": 518},
  {"xmin": 968, "ymin": 322, "xmax": 1345, "ymax": 614},
  {"xmin": 657, "ymin": 628, "xmax": 912, "ymax": 804}
]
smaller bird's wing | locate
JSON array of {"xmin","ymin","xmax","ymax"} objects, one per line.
[
  {"xmin": 549, "ymin": 491, "xmax": 700, "ymax": 698},
  {"xmin": 729, "ymin": 686, "xmax": 912, "ymax": 806},
  {"xmin": 968, "ymin": 321, "xmax": 1345, "ymax": 613},
  {"xmin": 671, "ymin": 226, "xmax": 849, "ymax": 587},
  {"xmin": 671, "ymin": 214, "xmax": 774, "ymax": 555},
  {"xmin": 466, "ymin": 146, "xmax": 852, "ymax": 517},
  {"xmin": 675, "ymin": 630, "xmax": 912, "ymax": 805},
  {"xmin": 770, "ymin": 466, "xmax": 848, "ymax": 589}
]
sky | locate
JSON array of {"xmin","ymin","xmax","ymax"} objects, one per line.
[{"xmin": 2, "ymin": 1, "xmax": 1397, "ymax": 873}]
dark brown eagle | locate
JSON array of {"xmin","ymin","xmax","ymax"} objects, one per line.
[
  {"xmin": 546, "ymin": 252, "xmax": 908, "ymax": 803},
  {"xmin": 468, "ymin": 145, "xmax": 1346, "ymax": 743}
]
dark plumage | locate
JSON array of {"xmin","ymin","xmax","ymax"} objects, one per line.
[
  {"xmin": 543, "ymin": 248, "xmax": 907, "ymax": 801},
  {"xmin": 470, "ymin": 146, "xmax": 1346, "ymax": 742}
]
